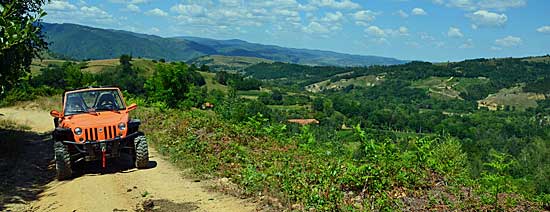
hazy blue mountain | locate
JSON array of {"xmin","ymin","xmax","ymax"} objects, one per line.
[{"xmin": 42, "ymin": 23, "xmax": 406, "ymax": 66}]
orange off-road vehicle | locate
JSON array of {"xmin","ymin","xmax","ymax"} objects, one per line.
[{"xmin": 50, "ymin": 87, "xmax": 149, "ymax": 180}]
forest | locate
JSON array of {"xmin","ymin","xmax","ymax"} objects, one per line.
[
  {"xmin": 2, "ymin": 0, "xmax": 549, "ymax": 210},
  {"xmin": 2, "ymin": 54, "xmax": 550, "ymax": 210}
]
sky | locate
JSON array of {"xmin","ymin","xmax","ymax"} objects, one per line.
[{"xmin": 43, "ymin": 0, "xmax": 550, "ymax": 62}]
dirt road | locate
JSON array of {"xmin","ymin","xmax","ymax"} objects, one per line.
[{"xmin": 0, "ymin": 107, "xmax": 256, "ymax": 212}]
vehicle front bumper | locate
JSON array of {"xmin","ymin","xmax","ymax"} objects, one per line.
[{"xmin": 61, "ymin": 131, "xmax": 142, "ymax": 162}]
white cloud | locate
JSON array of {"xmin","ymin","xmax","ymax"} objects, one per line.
[
  {"xmin": 309, "ymin": 0, "xmax": 361, "ymax": 10},
  {"xmin": 434, "ymin": 0, "xmax": 526, "ymax": 11},
  {"xmin": 321, "ymin": 11, "xmax": 344, "ymax": 22},
  {"xmin": 44, "ymin": 0, "xmax": 77, "ymax": 11},
  {"xmin": 108, "ymin": 0, "xmax": 149, "ymax": 4},
  {"xmin": 170, "ymin": 4, "xmax": 207, "ymax": 16},
  {"xmin": 412, "ymin": 8, "xmax": 427, "ymax": 15},
  {"xmin": 150, "ymin": 27, "xmax": 160, "ymax": 33},
  {"xmin": 302, "ymin": 21, "xmax": 330, "ymax": 34},
  {"xmin": 126, "ymin": 4, "xmax": 140, "ymax": 12},
  {"xmin": 447, "ymin": 27, "xmax": 464, "ymax": 38},
  {"xmin": 365, "ymin": 25, "xmax": 410, "ymax": 38},
  {"xmin": 460, "ymin": 38, "xmax": 474, "ymax": 48},
  {"xmin": 396, "ymin": 9, "xmax": 409, "ymax": 18},
  {"xmin": 420, "ymin": 32, "xmax": 436, "ymax": 41},
  {"xmin": 467, "ymin": 10, "xmax": 507, "ymax": 28},
  {"xmin": 536, "ymin": 26, "xmax": 550, "ymax": 34},
  {"xmin": 395, "ymin": 26, "xmax": 409, "ymax": 36},
  {"xmin": 273, "ymin": 9, "xmax": 300, "ymax": 17},
  {"xmin": 494, "ymin": 35, "xmax": 522, "ymax": 47},
  {"xmin": 370, "ymin": 37, "xmax": 390, "ymax": 45},
  {"xmin": 406, "ymin": 41, "xmax": 421, "ymax": 48},
  {"xmin": 365, "ymin": 26, "xmax": 386, "ymax": 37},
  {"xmin": 146, "ymin": 8, "xmax": 168, "ymax": 17},
  {"xmin": 477, "ymin": 0, "xmax": 526, "ymax": 11},
  {"xmin": 219, "ymin": 0, "xmax": 242, "ymax": 7},
  {"xmin": 352, "ymin": 10, "xmax": 378, "ymax": 22},
  {"xmin": 352, "ymin": 10, "xmax": 379, "ymax": 26},
  {"xmin": 80, "ymin": 6, "xmax": 114, "ymax": 20},
  {"xmin": 44, "ymin": 3, "xmax": 119, "ymax": 27}
]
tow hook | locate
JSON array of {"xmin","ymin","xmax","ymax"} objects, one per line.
[{"xmin": 101, "ymin": 143, "xmax": 107, "ymax": 168}]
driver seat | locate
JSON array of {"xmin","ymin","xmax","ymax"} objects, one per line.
[
  {"xmin": 66, "ymin": 96, "xmax": 86, "ymax": 112},
  {"xmin": 96, "ymin": 92, "xmax": 117, "ymax": 108}
]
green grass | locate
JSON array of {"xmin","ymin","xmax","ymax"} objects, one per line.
[
  {"xmin": 132, "ymin": 107, "xmax": 513, "ymax": 211},
  {"xmin": 189, "ymin": 55, "xmax": 273, "ymax": 71},
  {"xmin": 267, "ymin": 105, "xmax": 307, "ymax": 110},
  {"xmin": 199, "ymin": 71, "xmax": 229, "ymax": 92},
  {"xmin": 413, "ymin": 76, "xmax": 489, "ymax": 100}
]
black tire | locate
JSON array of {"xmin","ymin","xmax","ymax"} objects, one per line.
[
  {"xmin": 54, "ymin": 141, "xmax": 72, "ymax": 180},
  {"xmin": 134, "ymin": 135, "xmax": 149, "ymax": 169}
]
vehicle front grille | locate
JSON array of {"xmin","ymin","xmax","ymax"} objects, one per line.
[{"xmin": 84, "ymin": 126, "xmax": 118, "ymax": 141}]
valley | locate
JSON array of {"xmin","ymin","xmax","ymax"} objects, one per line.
[
  {"xmin": 3, "ymin": 0, "xmax": 550, "ymax": 210},
  {"xmin": 7, "ymin": 54, "xmax": 548, "ymax": 210}
]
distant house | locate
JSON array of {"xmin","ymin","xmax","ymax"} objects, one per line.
[
  {"xmin": 201, "ymin": 102, "xmax": 214, "ymax": 110},
  {"xmin": 287, "ymin": 119, "xmax": 319, "ymax": 125},
  {"xmin": 477, "ymin": 100, "xmax": 498, "ymax": 111}
]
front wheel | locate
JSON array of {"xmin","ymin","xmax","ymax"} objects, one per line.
[
  {"xmin": 133, "ymin": 135, "xmax": 149, "ymax": 169},
  {"xmin": 54, "ymin": 141, "xmax": 72, "ymax": 180}
]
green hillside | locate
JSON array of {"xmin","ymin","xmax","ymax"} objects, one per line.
[
  {"xmin": 41, "ymin": 23, "xmax": 406, "ymax": 67},
  {"xmin": 188, "ymin": 55, "xmax": 273, "ymax": 72},
  {"xmin": 42, "ymin": 23, "xmax": 214, "ymax": 61},
  {"xmin": 12, "ymin": 54, "xmax": 550, "ymax": 210}
]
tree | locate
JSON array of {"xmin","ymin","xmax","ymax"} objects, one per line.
[
  {"xmin": 0, "ymin": 0, "xmax": 48, "ymax": 93},
  {"xmin": 96, "ymin": 55, "xmax": 145, "ymax": 94},
  {"xmin": 200, "ymin": 64, "xmax": 210, "ymax": 72},
  {"xmin": 271, "ymin": 89, "xmax": 283, "ymax": 102},
  {"xmin": 145, "ymin": 63, "xmax": 206, "ymax": 108},
  {"xmin": 119, "ymin": 54, "xmax": 132, "ymax": 71}
]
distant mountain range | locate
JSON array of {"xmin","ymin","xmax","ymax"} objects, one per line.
[{"xmin": 41, "ymin": 23, "xmax": 406, "ymax": 67}]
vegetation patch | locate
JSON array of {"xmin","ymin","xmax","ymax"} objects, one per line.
[
  {"xmin": 188, "ymin": 55, "xmax": 273, "ymax": 72},
  {"xmin": 306, "ymin": 75, "xmax": 384, "ymax": 93},
  {"xmin": 413, "ymin": 76, "xmax": 489, "ymax": 100},
  {"xmin": 478, "ymin": 85, "xmax": 545, "ymax": 111}
]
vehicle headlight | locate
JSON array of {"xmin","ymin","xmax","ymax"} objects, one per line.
[
  {"xmin": 118, "ymin": 122, "xmax": 126, "ymax": 131},
  {"xmin": 74, "ymin": 127, "xmax": 82, "ymax": 135}
]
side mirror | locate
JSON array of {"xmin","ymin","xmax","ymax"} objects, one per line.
[
  {"xmin": 127, "ymin": 103, "xmax": 138, "ymax": 112},
  {"xmin": 50, "ymin": 110, "xmax": 62, "ymax": 118}
]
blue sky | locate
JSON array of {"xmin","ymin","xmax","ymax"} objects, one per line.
[{"xmin": 43, "ymin": 0, "xmax": 550, "ymax": 62}]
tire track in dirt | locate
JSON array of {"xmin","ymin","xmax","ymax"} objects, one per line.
[{"xmin": 0, "ymin": 107, "xmax": 256, "ymax": 212}]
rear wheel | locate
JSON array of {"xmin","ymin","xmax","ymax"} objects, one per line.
[
  {"xmin": 54, "ymin": 141, "xmax": 72, "ymax": 180},
  {"xmin": 134, "ymin": 135, "xmax": 149, "ymax": 169}
]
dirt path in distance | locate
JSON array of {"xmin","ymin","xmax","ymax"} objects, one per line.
[{"xmin": 0, "ymin": 107, "xmax": 256, "ymax": 212}]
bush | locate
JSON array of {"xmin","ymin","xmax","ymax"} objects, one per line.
[{"xmin": 145, "ymin": 62, "xmax": 206, "ymax": 108}]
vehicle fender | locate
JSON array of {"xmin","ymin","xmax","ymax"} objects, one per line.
[
  {"xmin": 128, "ymin": 119, "xmax": 141, "ymax": 134},
  {"xmin": 53, "ymin": 127, "xmax": 74, "ymax": 141}
]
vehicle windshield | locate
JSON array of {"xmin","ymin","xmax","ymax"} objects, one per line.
[{"xmin": 64, "ymin": 89, "xmax": 126, "ymax": 115}]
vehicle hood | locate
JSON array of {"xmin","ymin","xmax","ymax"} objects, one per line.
[{"xmin": 62, "ymin": 111, "xmax": 128, "ymax": 128}]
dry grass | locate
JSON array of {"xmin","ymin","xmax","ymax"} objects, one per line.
[
  {"xmin": 191, "ymin": 55, "xmax": 272, "ymax": 72},
  {"xmin": 0, "ymin": 119, "xmax": 31, "ymax": 131},
  {"xmin": 522, "ymin": 56, "xmax": 550, "ymax": 63},
  {"xmin": 305, "ymin": 75, "xmax": 384, "ymax": 93},
  {"xmin": 478, "ymin": 85, "xmax": 545, "ymax": 111},
  {"xmin": 11, "ymin": 96, "xmax": 61, "ymax": 112},
  {"xmin": 32, "ymin": 58, "xmax": 158, "ymax": 75},
  {"xmin": 30, "ymin": 59, "xmax": 67, "ymax": 75}
]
